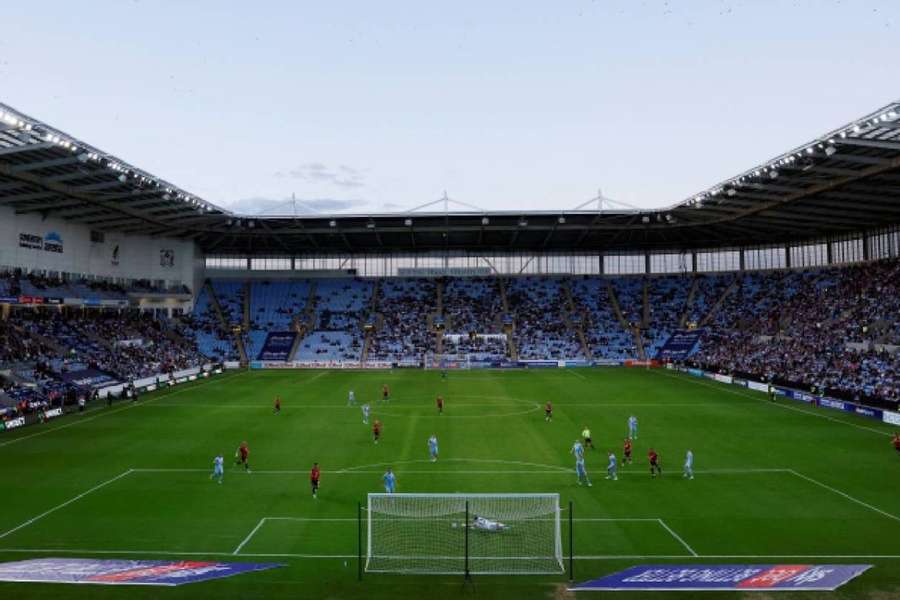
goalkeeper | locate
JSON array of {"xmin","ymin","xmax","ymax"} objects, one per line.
[{"xmin": 471, "ymin": 514, "xmax": 508, "ymax": 532}]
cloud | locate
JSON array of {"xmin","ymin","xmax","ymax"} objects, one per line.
[
  {"xmin": 226, "ymin": 196, "xmax": 368, "ymax": 215},
  {"xmin": 274, "ymin": 163, "xmax": 366, "ymax": 188}
]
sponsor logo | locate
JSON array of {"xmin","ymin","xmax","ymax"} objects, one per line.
[
  {"xmin": 570, "ymin": 564, "xmax": 872, "ymax": 592},
  {"xmin": 18, "ymin": 232, "xmax": 64, "ymax": 253},
  {"xmin": 883, "ymin": 411, "xmax": 900, "ymax": 426},
  {"xmin": 2, "ymin": 416, "xmax": 26, "ymax": 431},
  {"xmin": 44, "ymin": 231, "xmax": 64, "ymax": 253},
  {"xmin": 0, "ymin": 558, "xmax": 284, "ymax": 586},
  {"xmin": 854, "ymin": 406, "xmax": 880, "ymax": 419},
  {"xmin": 747, "ymin": 381, "xmax": 769, "ymax": 392},
  {"xmin": 18, "ymin": 232, "xmax": 43, "ymax": 249},
  {"xmin": 44, "ymin": 408, "xmax": 63, "ymax": 420},
  {"xmin": 820, "ymin": 398, "xmax": 845, "ymax": 410}
]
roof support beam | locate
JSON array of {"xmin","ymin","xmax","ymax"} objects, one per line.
[
  {"xmin": 0, "ymin": 142, "xmax": 55, "ymax": 156},
  {"xmin": 835, "ymin": 138, "xmax": 900, "ymax": 152}
]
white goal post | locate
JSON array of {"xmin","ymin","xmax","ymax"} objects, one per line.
[{"xmin": 365, "ymin": 493, "xmax": 563, "ymax": 575}]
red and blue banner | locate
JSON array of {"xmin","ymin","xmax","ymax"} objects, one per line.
[
  {"xmin": 0, "ymin": 558, "xmax": 284, "ymax": 586},
  {"xmin": 570, "ymin": 564, "xmax": 871, "ymax": 592}
]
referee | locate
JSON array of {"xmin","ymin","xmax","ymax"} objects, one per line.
[{"xmin": 582, "ymin": 426, "xmax": 595, "ymax": 450}]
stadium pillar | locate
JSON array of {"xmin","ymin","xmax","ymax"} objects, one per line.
[
  {"xmin": 785, "ymin": 244, "xmax": 792, "ymax": 268},
  {"xmin": 690, "ymin": 251, "xmax": 697, "ymax": 273},
  {"xmin": 568, "ymin": 500, "xmax": 574, "ymax": 581},
  {"xmin": 826, "ymin": 237, "xmax": 833, "ymax": 265},
  {"xmin": 644, "ymin": 253, "xmax": 651, "ymax": 275},
  {"xmin": 862, "ymin": 231, "xmax": 871, "ymax": 261}
]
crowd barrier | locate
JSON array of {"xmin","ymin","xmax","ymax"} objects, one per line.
[{"xmin": 676, "ymin": 365, "xmax": 899, "ymax": 428}]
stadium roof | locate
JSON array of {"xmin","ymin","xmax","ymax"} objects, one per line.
[{"xmin": 1, "ymin": 100, "xmax": 899, "ymax": 255}]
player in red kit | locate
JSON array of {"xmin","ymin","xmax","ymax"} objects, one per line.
[
  {"xmin": 310, "ymin": 462, "xmax": 320, "ymax": 499},
  {"xmin": 436, "ymin": 395, "xmax": 444, "ymax": 415},
  {"xmin": 273, "ymin": 396, "xmax": 281, "ymax": 415},
  {"xmin": 382, "ymin": 384, "xmax": 390, "ymax": 402},
  {"xmin": 373, "ymin": 419, "xmax": 382, "ymax": 444},
  {"xmin": 893, "ymin": 433, "xmax": 900, "ymax": 454},
  {"xmin": 648, "ymin": 448, "xmax": 661, "ymax": 478},
  {"xmin": 623, "ymin": 438, "xmax": 633, "ymax": 464},
  {"xmin": 236, "ymin": 441, "xmax": 250, "ymax": 473},
  {"xmin": 545, "ymin": 401, "xmax": 553, "ymax": 422}
]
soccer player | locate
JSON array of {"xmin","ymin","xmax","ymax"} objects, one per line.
[
  {"xmin": 441, "ymin": 368, "xmax": 448, "ymax": 380},
  {"xmin": 768, "ymin": 383, "xmax": 776, "ymax": 402},
  {"xmin": 348, "ymin": 389, "xmax": 356, "ymax": 406},
  {"xmin": 237, "ymin": 441, "xmax": 250, "ymax": 473},
  {"xmin": 373, "ymin": 419, "xmax": 382, "ymax": 444},
  {"xmin": 571, "ymin": 439, "xmax": 592, "ymax": 487},
  {"xmin": 362, "ymin": 402, "xmax": 370, "ymax": 425},
  {"xmin": 582, "ymin": 426, "xmax": 594, "ymax": 449},
  {"xmin": 623, "ymin": 437, "xmax": 633, "ymax": 464},
  {"xmin": 383, "ymin": 468, "xmax": 396, "ymax": 493},
  {"xmin": 683, "ymin": 449, "xmax": 694, "ymax": 480},
  {"xmin": 472, "ymin": 515, "xmax": 507, "ymax": 532},
  {"xmin": 892, "ymin": 432, "xmax": 900, "ymax": 455},
  {"xmin": 545, "ymin": 401, "xmax": 553, "ymax": 422},
  {"xmin": 436, "ymin": 395, "xmax": 444, "ymax": 415},
  {"xmin": 273, "ymin": 395, "xmax": 281, "ymax": 415},
  {"xmin": 210, "ymin": 453, "xmax": 224, "ymax": 484},
  {"xmin": 382, "ymin": 384, "xmax": 390, "ymax": 402},
  {"xmin": 606, "ymin": 451, "xmax": 618, "ymax": 481},
  {"xmin": 628, "ymin": 415, "xmax": 638, "ymax": 440},
  {"xmin": 428, "ymin": 434, "xmax": 439, "ymax": 462},
  {"xmin": 648, "ymin": 448, "xmax": 661, "ymax": 478},
  {"xmin": 310, "ymin": 462, "xmax": 321, "ymax": 499}
]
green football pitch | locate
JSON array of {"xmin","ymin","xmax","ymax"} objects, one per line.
[{"xmin": 1, "ymin": 367, "xmax": 899, "ymax": 599}]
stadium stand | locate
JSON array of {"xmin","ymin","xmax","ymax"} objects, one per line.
[
  {"xmin": 508, "ymin": 277, "xmax": 583, "ymax": 359},
  {"xmin": 368, "ymin": 278, "xmax": 436, "ymax": 363}
]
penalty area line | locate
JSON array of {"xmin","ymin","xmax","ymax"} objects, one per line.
[
  {"xmin": 656, "ymin": 519, "xmax": 698, "ymax": 557},
  {"xmin": 0, "ymin": 470, "xmax": 134, "ymax": 541}
]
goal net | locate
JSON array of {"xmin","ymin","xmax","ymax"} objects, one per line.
[{"xmin": 365, "ymin": 493, "xmax": 563, "ymax": 575}]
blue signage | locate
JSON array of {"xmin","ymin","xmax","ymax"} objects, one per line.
[
  {"xmin": 571, "ymin": 564, "xmax": 871, "ymax": 592},
  {"xmin": 0, "ymin": 558, "xmax": 284, "ymax": 586}
]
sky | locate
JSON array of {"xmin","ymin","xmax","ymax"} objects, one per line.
[{"xmin": 1, "ymin": 1, "xmax": 897, "ymax": 215}]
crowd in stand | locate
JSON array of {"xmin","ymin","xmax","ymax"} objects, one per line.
[
  {"xmin": 442, "ymin": 278, "xmax": 503, "ymax": 334},
  {"xmin": 368, "ymin": 279, "xmax": 437, "ymax": 362},
  {"xmin": 3, "ymin": 261, "xmax": 899, "ymax": 414},
  {"xmin": 508, "ymin": 277, "xmax": 583, "ymax": 359},
  {"xmin": 694, "ymin": 259, "xmax": 900, "ymax": 406}
]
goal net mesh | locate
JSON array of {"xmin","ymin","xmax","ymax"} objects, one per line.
[{"xmin": 365, "ymin": 493, "xmax": 563, "ymax": 575}]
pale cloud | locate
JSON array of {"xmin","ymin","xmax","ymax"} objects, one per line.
[{"xmin": 274, "ymin": 163, "xmax": 366, "ymax": 188}]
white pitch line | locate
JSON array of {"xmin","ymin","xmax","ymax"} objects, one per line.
[
  {"xmin": 655, "ymin": 370, "xmax": 892, "ymax": 437},
  {"xmin": 0, "ymin": 370, "xmax": 249, "ymax": 449},
  {"xmin": 788, "ymin": 469, "xmax": 900, "ymax": 523},
  {"xmin": 232, "ymin": 518, "xmax": 267, "ymax": 555},
  {"xmin": 657, "ymin": 518, "xmax": 698, "ymax": 557},
  {"xmin": 0, "ymin": 470, "xmax": 134, "ymax": 541},
  {"xmin": 568, "ymin": 370, "xmax": 588, "ymax": 380}
]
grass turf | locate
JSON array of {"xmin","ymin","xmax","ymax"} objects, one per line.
[{"xmin": 1, "ymin": 367, "xmax": 899, "ymax": 599}]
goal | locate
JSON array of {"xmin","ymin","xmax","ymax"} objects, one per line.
[{"xmin": 365, "ymin": 493, "xmax": 563, "ymax": 575}]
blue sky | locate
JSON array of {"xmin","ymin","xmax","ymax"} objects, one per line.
[{"xmin": 2, "ymin": 1, "xmax": 897, "ymax": 215}]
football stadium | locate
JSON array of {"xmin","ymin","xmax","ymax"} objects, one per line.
[{"xmin": 2, "ymin": 4, "xmax": 900, "ymax": 599}]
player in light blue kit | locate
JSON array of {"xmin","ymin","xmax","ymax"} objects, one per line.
[
  {"xmin": 383, "ymin": 468, "xmax": 397, "ymax": 493},
  {"xmin": 428, "ymin": 434, "xmax": 439, "ymax": 462},
  {"xmin": 628, "ymin": 415, "xmax": 638, "ymax": 440},
  {"xmin": 210, "ymin": 453, "xmax": 224, "ymax": 484},
  {"xmin": 606, "ymin": 451, "xmax": 618, "ymax": 481},
  {"xmin": 683, "ymin": 449, "xmax": 694, "ymax": 480},
  {"xmin": 348, "ymin": 389, "xmax": 356, "ymax": 406},
  {"xmin": 571, "ymin": 440, "xmax": 592, "ymax": 487},
  {"xmin": 361, "ymin": 403, "xmax": 370, "ymax": 425}
]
